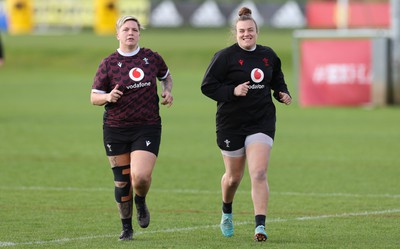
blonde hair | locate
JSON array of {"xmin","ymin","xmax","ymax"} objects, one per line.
[{"xmin": 116, "ymin": 16, "xmax": 144, "ymax": 31}]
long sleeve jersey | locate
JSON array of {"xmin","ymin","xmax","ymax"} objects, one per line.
[{"xmin": 201, "ymin": 43, "xmax": 290, "ymax": 135}]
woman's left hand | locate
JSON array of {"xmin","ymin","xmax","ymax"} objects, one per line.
[
  {"xmin": 161, "ymin": 91, "xmax": 173, "ymax": 107},
  {"xmin": 279, "ymin": 92, "xmax": 292, "ymax": 105}
]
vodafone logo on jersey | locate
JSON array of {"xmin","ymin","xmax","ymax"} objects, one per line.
[
  {"xmin": 251, "ymin": 68, "xmax": 264, "ymax": 83},
  {"xmin": 129, "ymin": 67, "xmax": 145, "ymax": 82}
]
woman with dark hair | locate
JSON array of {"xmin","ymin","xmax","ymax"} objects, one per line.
[{"xmin": 201, "ymin": 7, "xmax": 291, "ymax": 241}]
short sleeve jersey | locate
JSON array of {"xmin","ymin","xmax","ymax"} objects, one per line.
[
  {"xmin": 201, "ymin": 43, "xmax": 290, "ymax": 135},
  {"xmin": 92, "ymin": 47, "xmax": 169, "ymax": 128}
]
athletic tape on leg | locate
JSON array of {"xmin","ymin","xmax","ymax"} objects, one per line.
[{"xmin": 112, "ymin": 165, "xmax": 131, "ymax": 203}]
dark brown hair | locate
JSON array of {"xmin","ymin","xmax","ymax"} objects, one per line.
[
  {"xmin": 236, "ymin": 7, "xmax": 258, "ymax": 32},
  {"xmin": 238, "ymin": 7, "xmax": 252, "ymax": 18}
]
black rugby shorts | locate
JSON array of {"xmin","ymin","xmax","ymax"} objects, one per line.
[
  {"xmin": 217, "ymin": 130, "xmax": 275, "ymax": 151},
  {"xmin": 103, "ymin": 125, "xmax": 161, "ymax": 156}
]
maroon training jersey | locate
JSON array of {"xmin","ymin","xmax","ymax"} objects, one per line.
[{"xmin": 92, "ymin": 47, "xmax": 169, "ymax": 128}]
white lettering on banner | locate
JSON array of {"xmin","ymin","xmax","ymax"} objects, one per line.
[{"xmin": 313, "ymin": 64, "xmax": 371, "ymax": 85}]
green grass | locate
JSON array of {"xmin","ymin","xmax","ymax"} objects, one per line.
[{"xmin": 0, "ymin": 28, "xmax": 399, "ymax": 248}]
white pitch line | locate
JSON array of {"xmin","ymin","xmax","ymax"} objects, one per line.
[
  {"xmin": 1, "ymin": 209, "xmax": 399, "ymax": 247},
  {"xmin": 1, "ymin": 186, "xmax": 400, "ymax": 199},
  {"xmin": 272, "ymin": 191, "xmax": 400, "ymax": 199}
]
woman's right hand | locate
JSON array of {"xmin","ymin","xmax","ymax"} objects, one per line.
[
  {"xmin": 234, "ymin": 81, "xmax": 250, "ymax": 96},
  {"xmin": 107, "ymin": 84, "xmax": 123, "ymax": 103}
]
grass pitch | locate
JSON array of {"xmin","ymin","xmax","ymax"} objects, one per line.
[{"xmin": 0, "ymin": 28, "xmax": 399, "ymax": 248}]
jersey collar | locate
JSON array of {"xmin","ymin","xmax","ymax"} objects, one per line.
[
  {"xmin": 238, "ymin": 43, "xmax": 257, "ymax": 52},
  {"xmin": 117, "ymin": 46, "xmax": 140, "ymax": 57}
]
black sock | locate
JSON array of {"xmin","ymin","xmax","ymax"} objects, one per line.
[
  {"xmin": 255, "ymin": 215, "xmax": 266, "ymax": 227},
  {"xmin": 122, "ymin": 218, "xmax": 132, "ymax": 231},
  {"xmin": 135, "ymin": 194, "xmax": 146, "ymax": 205},
  {"xmin": 222, "ymin": 201, "xmax": 232, "ymax": 214}
]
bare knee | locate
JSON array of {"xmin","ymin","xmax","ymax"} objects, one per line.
[
  {"xmin": 223, "ymin": 173, "xmax": 243, "ymax": 188},
  {"xmin": 251, "ymin": 169, "xmax": 267, "ymax": 182},
  {"xmin": 133, "ymin": 174, "xmax": 152, "ymax": 187}
]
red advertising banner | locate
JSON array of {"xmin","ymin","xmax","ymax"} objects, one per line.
[
  {"xmin": 299, "ymin": 39, "xmax": 372, "ymax": 106},
  {"xmin": 306, "ymin": 1, "xmax": 390, "ymax": 28},
  {"xmin": 306, "ymin": 1, "xmax": 337, "ymax": 28}
]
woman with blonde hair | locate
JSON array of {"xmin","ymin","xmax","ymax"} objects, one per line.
[{"xmin": 91, "ymin": 15, "xmax": 173, "ymax": 240}]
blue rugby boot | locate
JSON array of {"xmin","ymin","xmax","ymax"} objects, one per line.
[
  {"xmin": 220, "ymin": 213, "xmax": 234, "ymax": 237},
  {"xmin": 254, "ymin": 225, "xmax": 268, "ymax": 242}
]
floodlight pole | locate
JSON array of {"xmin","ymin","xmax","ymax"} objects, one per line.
[{"xmin": 391, "ymin": 0, "xmax": 400, "ymax": 104}]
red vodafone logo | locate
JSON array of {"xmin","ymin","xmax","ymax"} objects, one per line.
[
  {"xmin": 129, "ymin": 67, "xmax": 145, "ymax": 82},
  {"xmin": 251, "ymin": 68, "xmax": 264, "ymax": 83}
]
